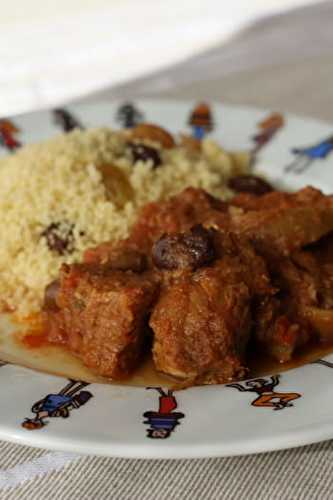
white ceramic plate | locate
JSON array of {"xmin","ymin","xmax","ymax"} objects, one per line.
[{"xmin": 1, "ymin": 99, "xmax": 333, "ymax": 459}]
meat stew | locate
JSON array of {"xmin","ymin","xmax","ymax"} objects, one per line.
[{"xmin": 43, "ymin": 185, "xmax": 333, "ymax": 386}]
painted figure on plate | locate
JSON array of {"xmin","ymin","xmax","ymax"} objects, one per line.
[
  {"xmin": 22, "ymin": 380, "xmax": 93, "ymax": 430},
  {"xmin": 143, "ymin": 387, "xmax": 185, "ymax": 439},
  {"xmin": 228, "ymin": 375, "xmax": 301, "ymax": 411}
]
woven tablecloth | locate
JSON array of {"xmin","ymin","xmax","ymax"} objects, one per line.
[{"xmin": 2, "ymin": 2, "xmax": 333, "ymax": 498}]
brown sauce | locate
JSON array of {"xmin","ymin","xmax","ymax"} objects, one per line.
[
  {"xmin": 14, "ymin": 316, "xmax": 333, "ymax": 387},
  {"xmin": 247, "ymin": 340, "xmax": 333, "ymax": 377}
]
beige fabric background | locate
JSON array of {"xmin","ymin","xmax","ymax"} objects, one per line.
[
  {"xmin": 2, "ymin": 439, "xmax": 333, "ymax": 499},
  {"xmin": 2, "ymin": 1, "xmax": 333, "ymax": 498}
]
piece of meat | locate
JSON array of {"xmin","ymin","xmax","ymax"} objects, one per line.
[
  {"xmin": 84, "ymin": 242, "xmax": 147, "ymax": 272},
  {"xmin": 229, "ymin": 187, "xmax": 333, "ymax": 257},
  {"xmin": 254, "ymin": 305, "xmax": 310, "ymax": 363},
  {"xmin": 308, "ymin": 232, "xmax": 333, "ymax": 309},
  {"xmin": 128, "ymin": 187, "xmax": 229, "ymax": 256},
  {"xmin": 44, "ymin": 263, "xmax": 159, "ymax": 378},
  {"xmin": 231, "ymin": 186, "xmax": 328, "ymax": 212},
  {"xmin": 253, "ymin": 253, "xmax": 318, "ymax": 362},
  {"xmin": 296, "ymin": 233, "xmax": 333, "ymax": 342},
  {"xmin": 86, "ymin": 186, "xmax": 333, "ymax": 266},
  {"xmin": 253, "ymin": 230, "xmax": 333, "ymax": 361},
  {"xmin": 212, "ymin": 230, "xmax": 273, "ymax": 297},
  {"xmin": 150, "ymin": 262, "xmax": 251, "ymax": 385},
  {"xmin": 150, "ymin": 229, "xmax": 273, "ymax": 385}
]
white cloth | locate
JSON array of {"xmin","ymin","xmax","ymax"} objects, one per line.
[{"xmin": 0, "ymin": 0, "xmax": 316, "ymax": 116}]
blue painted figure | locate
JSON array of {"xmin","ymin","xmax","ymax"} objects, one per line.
[
  {"xmin": 285, "ymin": 135, "xmax": 333, "ymax": 173},
  {"xmin": 188, "ymin": 103, "xmax": 213, "ymax": 140},
  {"xmin": 143, "ymin": 387, "xmax": 185, "ymax": 439},
  {"xmin": 22, "ymin": 380, "xmax": 93, "ymax": 430}
]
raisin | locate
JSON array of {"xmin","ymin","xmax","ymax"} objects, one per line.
[
  {"xmin": 152, "ymin": 225, "xmax": 216, "ymax": 271},
  {"xmin": 228, "ymin": 175, "xmax": 273, "ymax": 196},
  {"xmin": 41, "ymin": 222, "xmax": 75, "ymax": 255},
  {"xmin": 128, "ymin": 142, "xmax": 162, "ymax": 168}
]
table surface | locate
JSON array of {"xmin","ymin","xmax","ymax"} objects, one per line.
[{"xmin": 2, "ymin": 1, "xmax": 333, "ymax": 498}]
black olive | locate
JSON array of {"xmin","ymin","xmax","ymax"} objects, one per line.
[
  {"xmin": 228, "ymin": 175, "xmax": 273, "ymax": 196},
  {"xmin": 127, "ymin": 142, "xmax": 162, "ymax": 168},
  {"xmin": 152, "ymin": 225, "xmax": 216, "ymax": 271}
]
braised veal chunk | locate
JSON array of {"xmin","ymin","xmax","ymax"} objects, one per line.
[
  {"xmin": 229, "ymin": 187, "xmax": 333, "ymax": 257},
  {"xmin": 45, "ymin": 263, "xmax": 159, "ymax": 378},
  {"xmin": 43, "ymin": 185, "xmax": 333, "ymax": 385},
  {"xmin": 150, "ymin": 230, "xmax": 272, "ymax": 385},
  {"xmin": 253, "ymin": 253, "xmax": 319, "ymax": 362}
]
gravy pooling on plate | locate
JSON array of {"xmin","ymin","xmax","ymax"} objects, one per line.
[{"xmin": 13, "ymin": 292, "xmax": 333, "ymax": 388}]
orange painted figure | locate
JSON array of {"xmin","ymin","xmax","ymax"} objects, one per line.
[
  {"xmin": 143, "ymin": 387, "xmax": 185, "ymax": 439},
  {"xmin": 0, "ymin": 119, "xmax": 21, "ymax": 151},
  {"xmin": 188, "ymin": 102, "xmax": 214, "ymax": 140},
  {"xmin": 228, "ymin": 375, "xmax": 301, "ymax": 411},
  {"xmin": 251, "ymin": 112, "xmax": 284, "ymax": 156}
]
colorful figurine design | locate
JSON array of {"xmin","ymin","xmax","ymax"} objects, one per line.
[
  {"xmin": 0, "ymin": 119, "xmax": 21, "ymax": 151},
  {"xmin": 188, "ymin": 102, "xmax": 214, "ymax": 140},
  {"xmin": 116, "ymin": 102, "xmax": 144, "ymax": 128},
  {"xmin": 228, "ymin": 375, "xmax": 301, "ymax": 411},
  {"xmin": 22, "ymin": 379, "xmax": 93, "ymax": 430},
  {"xmin": 285, "ymin": 135, "xmax": 333, "ymax": 174},
  {"xmin": 251, "ymin": 112, "xmax": 284, "ymax": 160},
  {"xmin": 53, "ymin": 108, "xmax": 84, "ymax": 132},
  {"xmin": 143, "ymin": 387, "xmax": 185, "ymax": 439}
]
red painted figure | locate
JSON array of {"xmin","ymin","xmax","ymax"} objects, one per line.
[
  {"xmin": 0, "ymin": 119, "xmax": 21, "ymax": 151},
  {"xmin": 252, "ymin": 113, "xmax": 284, "ymax": 156},
  {"xmin": 143, "ymin": 387, "xmax": 185, "ymax": 439}
]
